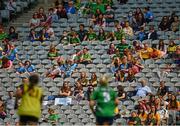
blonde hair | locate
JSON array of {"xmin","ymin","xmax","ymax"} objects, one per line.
[{"xmin": 99, "ymin": 75, "xmax": 110, "ymax": 86}]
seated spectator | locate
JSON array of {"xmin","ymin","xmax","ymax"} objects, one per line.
[
  {"xmin": 149, "ymin": 105, "xmax": 161, "ymax": 125},
  {"xmin": 60, "ymin": 30, "xmax": 70, "ymax": 45},
  {"xmin": 0, "ymin": 25, "xmax": 8, "ymax": 40},
  {"xmin": 138, "ymin": 107, "xmax": 148, "ymax": 125},
  {"xmin": 132, "ymin": 41, "xmax": 142, "ymax": 53},
  {"xmin": 130, "ymin": 58, "xmax": 144, "ymax": 75},
  {"xmin": 92, "ymin": 0, "xmax": 105, "ymax": 14},
  {"xmin": 7, "ymin": 44, "xmax": 18, "ymax": 61},
  {"xmin": 24, "ymin": 60, "xmax": 35, "ymax": 74},
  {"xmin": 0, "ymin": 98, "xmax": 6, "ymax": 120},
  {"xmin": 134, "ymin": 13, "xmax": 146, "ymax": 31},
  {"xmin": 137, "ymin": 27, "xmax": 146, "ymax": 42},
  {"xmin": 134, "ymin": 7, "xmax": 143, "ymax": 21},
  {"xmin": 145, "ymin": 26, "xmax": 158, "ymax": 40},
  {"xmin": 150, "ymin": 48, "xmax": 165, "ymax": 59},
  {"xmin": 66, "ymin": 1, "xmax": 76, "ymax": 14},
  {"xmin": 157, "ymin": 81, "xmax": 169, "ymax": 98},
  {"xmin": 168, "ymin": 94, "xmax": 179, "ymax": 110},
  {"xmin": 128, "ymin": 111, "xmax": 141, "ymax": 125},
  {"xmin": 59, "ymin": 81, "xmax": 71, "ymax": 97},
  {"xmin": 89, "ymin": 14, "xmax": 97, "ymax": 26},
  {"xmin": 37, "ymin": 7, "xmax": 47, "ymax": 23},
  {"xmin": 123, "ymin": 21, "xmax": 134, "ymax": 37},
  {"xmin": 104, "ymin": 5, "xmax": 114, "ymax": 25},
  {"xmin": 136, "ymin": 80, "xmax": 152, "ymax": 97},
  {"xmin": 45, "ymin": 25, "xmax": 55, "ymax": 38},
  {"xmin": 5, "ymin": 91, "xmax": 15, "ymax": 110},
  {"xmin": 157, "ymin": 39, "xmax": 167, "ymax": 53},
  {"xmin": 107, "ymin": 43, "xmax": 116, "ymax": 55},
  {"xmin": 77, "ymin": 24, "xmax": 87, "ymax": 42},
  {"xmin": 119, "ymin": 56, "xmax": 131, "ymax": 71},
  {"xmin": 98, "ymin": 28, "xmax": 106, "ymax": 41},
  {"xmin": 116, "ymin": 37, "xmax": 131, "ymax": 58},
  {"xmin": 111, "ymin": 57, "xmax": 121, "ymax": 73},
  {"xmin": 89, "ymin": 72, "xmax": 97, "ymax": 87},
  {"xmin": 29, "ymin": 29, "xmax": 39, "ymax": 42},
  {"xmin": 8, "ymin": 26, "xmax": 18, "ymax": 41},
  {"xmin": 80, "ymin": 47, "xmax": 92, "ymax": 64},
  {"xmin": 56, "ymin": 4, "xmax": 68, "ymax": 19},
  {"xmin": 45, "ymin": 65, "xmax": 60, "ymax": 79},
  {"xmin": 167, "ymin": 40, "xmax": 177, "ymax": 58},
  {"xmin": 46, "ymin": 8, "xmax": 59, "ymax": 24},
  {"xmin": 70, "ymin": 31, "xmax": 80, "ymax": 45},
  {"xmin": 2, "ymin": 39, "xmax": 11, "ymax": 54},
  {"xmin": 48, "ymin": 44, "xmax": 58, "ymax": 60},
  {"xmin": 145, "ymin": 113, "xmax": 156, "ymax": 125},
  {"xmin": 96, "ymin": 14, "xmax": 106, "ymax": 27},
  {"xmin": 64, "ymin": 59, "xmax": 77, "ymax": 78},
  {"xmin": 47, "ymin": 108, "xmax": 60, "ymax": 125},
  {"xmin": 77, "ymin": 71, "xmax": 89, "ymax": 87},
  {"xmin": 85, "ymin": 85, "xmax": 94, "ymax": 101},
  {"xmin": 171, "ymin": 16, "xmax": 180, "ymax": 32},
  {"xmin": 1, "ymin": 56, "xmax": 13, "ymax": 69},
  {"xmin": 139, "ymin": 43, "xmax": 153, "ymax": 60},
  {"xmin": 16, "ymin": 62, "xmax": 26, "ymax": 74},
  {"xmin": 144, "ymin": 7, "xmax": 153, "ymax": 23},
  {"xmin": 38, "ymin": 28, "xmax": 49, "ymax": 42},
  {"xmin": 29, "ymin": 12, "xmax": 40, "ymax": 28},
  {"xmin": 117, "ymin": 85, "xmax": 126, "ymax": 101},
  {"xmin": 173, "ymin": 46, "xmax": 180, "ymax": 66},
  {"xmin": 72, "ymin": 50, "xmax": 83, "ymax": 63},
  {"xmin": 84, "ymin": 26, "xmax": 97, "ymax": 41},
  {"xmin": 114, "ymin": 26, "xmax": 125, "ymax": 41},
  {"xmin": 158, "ymin": 16, "xmax": 170, "ymax": 31},
  {"xmin": 7, "ymin": 0, "xmax": 17, "ymax": 21},
  {"xmin": 74, "ymin": 81, "xmax": 84, "ymax": 101}
]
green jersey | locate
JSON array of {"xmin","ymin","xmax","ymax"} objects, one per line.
[{"xmin": 90, "ymin": 86, "xmax": 117, "ymax": 117}]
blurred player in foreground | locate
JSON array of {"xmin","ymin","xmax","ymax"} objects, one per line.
[
  {"xmin": 89, "ymin": 75, "xmax": 119, "ymax": 125},
  {"xmin": 16, "ymin": 74, "xmax": 43, "ymax": 125}
]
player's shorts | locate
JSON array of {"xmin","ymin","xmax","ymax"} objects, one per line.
[
  {"xmin": 96, "ymin": 116, "xmax": 114, "ymax": 125},
  {"xmin": 20, "ymin": 115, "xmax": 39, "ymax": 124}
]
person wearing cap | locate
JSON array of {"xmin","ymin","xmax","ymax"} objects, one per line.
[{"xmin": 89, "ymin": 75, "xmax": 119, "ymax": 125}]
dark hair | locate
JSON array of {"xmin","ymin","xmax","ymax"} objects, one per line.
[
  {"xmin": 9, "ymin": 26, "xmax": 16, "ymax": 33},
  {"xmin": 28, "ymin": 74, "xmax": 39, "ymax": 90},
  {"xmin": 158, "ymin": 39, "xmax": 165, "ymax": 51},
  {"xmin": 79, "ymin": 24, "xmax": 84, "ymax": 27}
]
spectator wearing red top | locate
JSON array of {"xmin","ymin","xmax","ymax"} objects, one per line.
[
  {"xmin": 107, "ymin": 43, "xmax": 116, "ymax": 55},
  {"xmin": 1, "ymin": 56, "xmax": 13, "ymax": 69}
]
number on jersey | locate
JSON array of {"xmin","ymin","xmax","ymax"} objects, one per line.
[{"xmin": 103, "ymin": 92, "xmax": 110, "ymax": 102}]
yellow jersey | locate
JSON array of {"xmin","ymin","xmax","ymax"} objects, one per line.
[{"xmin": 18, "ymin": 84, "xmax": 43, "ymax": 119}]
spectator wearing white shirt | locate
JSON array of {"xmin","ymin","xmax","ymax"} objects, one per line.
[{"xmin": 136, "ymin": 80, "xmax": 152, "ymax": 97}]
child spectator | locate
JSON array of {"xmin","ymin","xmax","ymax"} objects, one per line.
[
  {"xmin": 98, "ymin": 28, "xmax": 106, "ymax": 41},
  {"xmin": 47, "ymin": 108, "xmax": 60, "ymax": 125},
  {"xmin": 48, "ymin": 44, "xmax": 58, "ymax": 60},
  {"xmin": 89, "ymin": 72, "xmax": 97, "ymax": 87},
  {"xmin": 84, "ymin": 26, "xmax": 97, "ymax": 41},
  {"xmin": 107, "ymin": 43, "xmax": 116, "ymax": 55},
  {"xmin": 128, "ymin": 111, "xmax": 141, "ymax": 125},
  {"xmin": 29, "ymin": 29, "xmax": 39, "ymax": 42},
  {"xmin": 60, "ymin": 30, "xmax": 70, "ymax": 45},
  {"xmin": 24, "ymin": 60, "xmax": 35, "ymax": 74},
  {"xmin": 16, "ymin": 62, "xmax": 26, "ymax": 74},
  {"xmin": 59, "ymin": 81, "xmax": 71, "ymax": 97},
  {"xmin": 70, "ymin": 31, "xmax": 80, "ymax": 45},
  {"xmin": 80, "ymin": 47, "xmax": 92, "ymax": 64},
  {"xmin": 8, "ymin": 26, "xmax": 18, "ymax": 41},
  {"xmin": 77, "ymin": 71, "xmax": 89, "ymax": 87}
]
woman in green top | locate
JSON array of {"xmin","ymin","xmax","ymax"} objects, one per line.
[
  {"xmin": 98, "ymin": 28, "xmax": 107, "ymax": 41},
  {"xmin": 70, "ymin": 32, "xmax": 80, "ymax": 46},
  {"xmin": 84, "ymin": 26, "xmax": 97, "ymax": 41},
  {"xmin": 48, "ymin": 44, "xmax": 58, "ymax": 60},
  {"xmin": 90, "ymin": 75, "xmax": 119, "ymax": 125}
]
